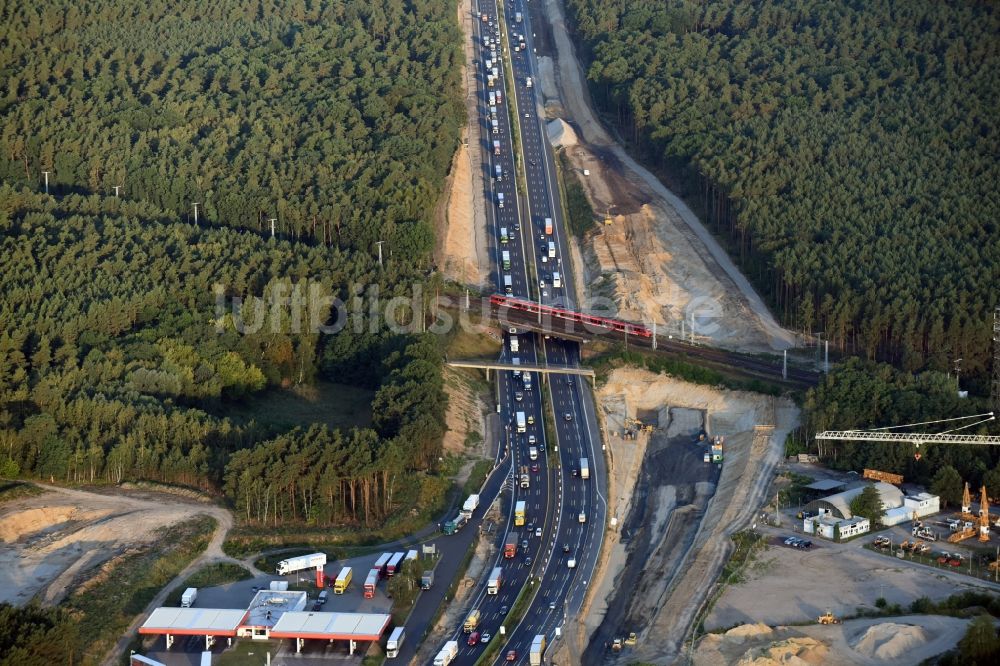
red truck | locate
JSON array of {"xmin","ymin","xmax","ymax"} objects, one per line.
[{"xmin": 504, "ymin": 532, "xmax": 519, "ymax": 558}]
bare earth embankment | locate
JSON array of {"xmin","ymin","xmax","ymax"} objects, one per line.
[
  {"xmin": 535, "ymin": 0, "xmax": 796, "ymax": 352},
  {"xmin": 563, "ymin": 368, "xmax": 798, "ymax": 664}
]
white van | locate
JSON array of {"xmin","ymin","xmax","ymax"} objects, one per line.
[
  {"xmin": 552, "ymin": 272, "xmax": 561, "ymax": 288},
  {"xmin": 526, "ymin": 77, "xmax": 533, "ymax": 88}
]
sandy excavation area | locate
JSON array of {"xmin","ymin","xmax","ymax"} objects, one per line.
[
  {"xmin": 694, "ymin": 615, "xmax": 971, "ymax": 666},
  {"xmin": 565, "ymin": 368, "xmax": 799, "ymax": 664},
  {"xmin": 0, "ymin": 484, "xmax": 221, "ymax": 606},
  {"xmin": 533, "ymin": 0, "xmax": 796, "ymax": 353},
  {"xmin": 435, "ymin": 0, "xmax": 490, "ymax": 289}
]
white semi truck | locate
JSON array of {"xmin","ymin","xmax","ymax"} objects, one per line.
[{"xmin": 276, "ymin": 552, "xmax": 326, "ymax": 575}]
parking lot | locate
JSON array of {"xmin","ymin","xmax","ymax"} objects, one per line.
[{"xmin": 137, "ymin": 552, "xmax": 398, "ymax": 665}]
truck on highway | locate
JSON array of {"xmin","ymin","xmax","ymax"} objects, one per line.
[
  {"xmin": 434, "ymin": 640, "xmax": 459, "ymax": 666},
  {"xmin": 487, "ymin": 566, "xmax": 504, "ymax": 594},
  {"xmin": 386, "ymin": 552, "xmax": 405, "ymax": 576},
  {"xmin": 530, "ymin": 634, "xmax": 546, "ymax": 665},
  {"xmin": 522, "ymin": 371, "xmax": 532, "ymax": 389},
  {"xmin": 504, "ymin": 274, "xmax": 513, "ymax": 294},
  {"xmin": 464, "ymin": 609, "xmax": 481, "ymax": 633},
  {"xmin": 364, "ymin": 568, "xmax": 379, "ymax": 599},
  {"xmin": 374, "ymin": 552, "xmax": 392, "ymax": 577},
  {"xmin": 568, "ymin": 558, "xmax": 577, "ymax": 568},
  {"xmin": 500, "ymin": 227, "xmax": 508, "ymax": 243},
  {"xmin": 515, "ymin": 501, "xmax": 526, "ymax": 526},
  {"xmin": 276, "ymin": 552, "xmax": 326, "ymax": 575},
  {"xmin": 443, "ymin": 512, "xmax": 468, "ymax": 534},
  {"xmin": 386, "ymin": 626, "xmax": 405, "ymax": 658},
  {"xmin": 181, "ymin": 587, "xmax": 197, "ymax": 608},
  {"xmin": 505, "ymin": 532, "xmax": 519, "ymax": 558},
  {"xmin": 520, "ymin": 465, "xmax": 530, "ymax": 488},
  {"xmin": 502, "ymin": 250, "xmax": 511, "ymax": 270},
  {"xmin": 489, "ymin": 91, "xmax": 496, "ymax": 106},
  {"xmin": 580, "ymin": 457, "xmax": 590, "ymax": 479},
  {"xmin": 544, "ymin": 217, "xmax": 553, "ymax": 235},
  {"xmin": 498, "ymin": 192, "xmax": 504, "ymax": 208},
  {"xmin": 496, "ymin": 90, "xmax": 502, "ymax": 104},
  {"xmin": 526, "ymin": 76, "xmax": 532, "ymax": 88},
  {"xmin": 510, "ymin": 335, "xmax": 519, "ymax": 352},
  {"xmin": 492, "ymin": 118, "xmax": 499, "ymax": 134},
  {"xmin": 516, "ymin": 411, "xmax": 526, "ymax": 432},
  {"xmin": 516, "ymin": 11, "xmax": 522, "ymax": 22},
  {"xmin": 493, "ymin": 139, "xmax": 501, "ymax": 155},
  {"xmin": 496, "ymin": 164, "xmax": 503, "ymax": 181},
  {"xmin": 462, "ymin": 493, "xmax": 480, "ymax": 518},
  {"xmin": 529, "ymin": 446, "xmax": 538, "ymax": 460},
  {"xmin": 421, "ymin": 569, "xmax": 435, "ymax": 589},
  {"xmin": 334, "ymin": 566, "xmax": 352, "ymax": 594},
  {"xmin": 552, "ymin": 272, "xmax": 561, "ymax": 288},
  {"xmin": 547, "ymin": 241, "xmax": 556, "ymax": 258}
]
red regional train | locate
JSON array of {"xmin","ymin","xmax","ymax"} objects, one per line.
[{"xmin": 489, "ymin": 295, "xmax": 653, "ymax": 338}]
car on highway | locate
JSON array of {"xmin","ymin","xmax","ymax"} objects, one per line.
[
  {"xmin": 500, "ymin": 605, "xmax": 508, "ymax": 614},
  {"xmin": 522, "ymin": 539, "xmax": 529, "ymax": 549},
  {"xmin": 468, "ymin": 631, "xmax": 480, "ymax": 646},
  {"xmin": 567, "ymin": 378, "xmax": 574, "ymax": 386},
  {"xmin": 549, "ymin": 600, "xmax": 557, "ymax": 610},
  {"xmin": 579, "ymin": 512, "xmax": 586, "ymax": 523},
  {"xmin": 524, "ymin": 556, "xmax": 532, "ymax": 565},
  {"xmin": 528, "ymin": 435, "xmax": 536, "ymax": 445},
  {"xmin": 564, "ymin": 412, "xmax": 573, "ymax": 421},
  {"xmin": 515, "ymin": 391, "xmax": 523, "ymax": 401},
  {"xmin": 531, "ymin": 463, "xmax": 539, "ymax": 473},
  {"xmin": 506, "ymin": 651, "xmax": 518, "ymax": 661},
  {"xmin": 536, "ymin": 527, "xmax": 543, "ymax": 537},
  {"xmin": 482, "ymin": 632, "xmax": 492, "ymax": 644},
  {"xmin": 562, "ymin": 544, "xmax": 570, "ymax": 553}
]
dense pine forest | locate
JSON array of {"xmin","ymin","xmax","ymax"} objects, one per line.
[
  {"xmin": 0, "ymin": 0, "xmax": 462, "ymax": 527},
  {"xmin": 565, "ymin": 0, "xmax": 999, "ymax": 381}
]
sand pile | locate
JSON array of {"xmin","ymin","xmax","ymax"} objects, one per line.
[
  {"xmin": 737, "ymin": 637, "xmax": 829, "ymax": 666},
  {"xmin": 547, "ymin": 118, "xmax": 578, "ymax": 147},
  {"xmin": 851, "ymin": 623, "xmax": 928, "ymax": 660},
  {"xmin": 0, "ymin": 506, "xmax": 109, "ymax": 542},
  {"xmin": 726, "ymin": 623, "xmax": 774, "ymax": 641}
]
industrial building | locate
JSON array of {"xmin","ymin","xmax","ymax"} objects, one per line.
[
  {"xmin": 138, "ymin": 589, "xmax": 391, "ymax": 656},
  {"xmin": 802, "ymin": 481, "xmax": 940, "ymax": 540}
]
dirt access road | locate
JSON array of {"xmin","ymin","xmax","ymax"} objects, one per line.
[
  {"xmin": 0, "ymin": 482, "xmax": 249, "ymax": 664},
  {"xmin": 529, "ymin": 0, "xmax": 797, "ymax": 352}
]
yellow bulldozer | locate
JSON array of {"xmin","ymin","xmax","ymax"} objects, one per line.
[{"xmin": 818, "ymin": 610, "xmax": 841, "ymax": 625}]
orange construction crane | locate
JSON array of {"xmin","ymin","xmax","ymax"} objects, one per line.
[
  {"xmin": 960, "ymin": 482, "xmax": 976, "ymax": 521},
  {"xmin": 980, "ymin": 485, "xmax": 991, "ymax": 542}
]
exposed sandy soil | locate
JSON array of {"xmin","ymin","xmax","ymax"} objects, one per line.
[
  {"xmin": 705, "ymin": 529, "xmax": 994, "ymax": 631},
  {"xmin": 573, "ymin": 368, "xmax": 799, "ymax": 664},
  {"xmin": 435, "ymin": 0, "xmax": 490, "ymax": 289},
  {"xmin": 534, "ymin": 0, "xmax": 797, "ymax": 353},
  {"xmin": 0, "ymin": 484, "xmax": 229, "ymax": 607},
  {"xmin": 694, "ymin": 615, "xmax": 971, "ymax": 666}
]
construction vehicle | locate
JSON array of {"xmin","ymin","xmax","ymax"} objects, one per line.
[
  {"xmin": 818, "ymin": 610, "xmax": 841, "ymax": 625},
  {"xmin": 948, "ymin": 526, "xmax": 976, "ymax": 543},
  {"xmin": 624, "ymin": 632, "xmax": 637, "ymax": 646}
]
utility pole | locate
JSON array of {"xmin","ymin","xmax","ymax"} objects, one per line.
[
  {"xmin": 192, "ymin": 202, "xmax": 200, "ymax": 226},
  {"xmin": 42, "ymin": 170, "xmax": 50, "ymax": 195},
  {"xmin": 375, "ymin": 241, "xmax": 385, "ymax": 268},
  {"xmin": 113, "ymin": 185, "xmax": 121, "ymax": 197},
  {"xmin": 269, "ymin": 218, "xmax": 277, "ymax": 238},
  {"xmin": 783, "ymin": 349, "xmax": 787, "ymax": 380}
]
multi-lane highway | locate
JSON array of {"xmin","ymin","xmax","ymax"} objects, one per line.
[{"xmin": 431, "ymin": 0, "xmax": 608, "ymax": 663}]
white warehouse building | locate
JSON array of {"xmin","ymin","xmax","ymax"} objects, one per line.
[{"xmin": 802, "ymin": 482, "xmax": 940, "ymax": 540}]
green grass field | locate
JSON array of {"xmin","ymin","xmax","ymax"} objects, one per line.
[{"xmin": 216, "ymin": 380, "xmax": 373, "ymax": 431}]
